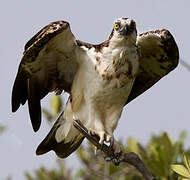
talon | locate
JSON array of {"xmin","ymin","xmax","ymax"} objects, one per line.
[
  {"xmin": 89, "ymin": 129, "xmax": 93, "ymax": 135},
  {"xmin": 99, "ymin": 132, "xmax": 105, "ymax": 144},
  {"xmin": 88, "ymin": 129, "xmax": 112, "ymax": 149},
  {"xmin": 104, "ymin": 140, "xmax": 123, "ymax": 165},
  {"xmin": 109, "ymin": 136, "xmax": 114, "ymax": 148},
  {"xmin": 88, "ymin": 129, "xmax": 94, "ymax": 135}
]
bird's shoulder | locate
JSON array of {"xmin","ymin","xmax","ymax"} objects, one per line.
[{"xmin": 24, "ymin": 21, "xmax": 70, "ymax": 52}]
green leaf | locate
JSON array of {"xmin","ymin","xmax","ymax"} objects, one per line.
[
  {"xmin": 127, "ymin": 137, "xmax": 139, "ymax": 154},
  {"xmin": 50, "ymin": 95, "xmax": 62, "ymax": 116},
  {"xmin": 182, "ymin": 152, "xmax": 190, "ymax": 172},
  {"xmin": 42, "ymin": 109, "xmax": 53, "ymax": 121},
  {"xmin": 171, "ymin": 164, "xmax": 190, "ymax": 178},
  {"xmin": 179, "ymin": 131, "xmax": 187, "ymax": 144}
]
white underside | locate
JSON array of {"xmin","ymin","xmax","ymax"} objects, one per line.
[{"xmin": 55, "ymin": 32, "xmax": 139, "ymax": 143}]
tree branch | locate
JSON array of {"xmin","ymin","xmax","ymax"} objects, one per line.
[{"xmin": 73, "ymin": 120, "xmax": 156, "ymax": 180}]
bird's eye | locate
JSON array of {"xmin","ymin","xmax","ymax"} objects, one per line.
[{"xmin": 114, "ymin": 23, "xmax": 120, "ymax": 30}]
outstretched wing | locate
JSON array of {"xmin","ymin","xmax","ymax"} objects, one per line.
[
  {"xmin": 126, "ymin": 29, "xmax": 179, "ymax": 104},
  {"xmin": 12, "ymin": 21, "xmax": 79, "ymax": 132}
]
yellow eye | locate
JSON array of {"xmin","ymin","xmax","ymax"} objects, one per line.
[{"xmin": 114, "ymin": 23, "xmax": 120, "ymax": 30}]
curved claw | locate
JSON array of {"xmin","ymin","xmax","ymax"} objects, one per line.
[
  {"xmin": 88, "ymin": 129, "xmax": 112, "ymax": 149},
  {"xmin": 104, "ymin": 140, "xmax": 123, "ymax": 165},
  {"xmin": 109, "ymin": 136, "xmax": 114, "ymax": 149}
]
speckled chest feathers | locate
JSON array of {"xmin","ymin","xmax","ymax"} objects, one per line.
[{"xmin": 83, "ymin": 35, "xmax": 140, "ymax": 89}]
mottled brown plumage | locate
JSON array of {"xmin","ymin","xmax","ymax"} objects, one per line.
[
  {"xmin": 12, "ymin": 18, "xmax": 179, "ymax": 158},
  {"xmin": 12, "ymin": 21, "xmax": 75, "ymax": 131},
  {"xmin": 126, "ymin": 29, "xmax": 179, "ymax": 104}
]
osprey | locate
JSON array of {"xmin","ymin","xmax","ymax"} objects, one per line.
[{"xmin": 12, "ymin": 18, "xmax": 179, "ymax": 158}]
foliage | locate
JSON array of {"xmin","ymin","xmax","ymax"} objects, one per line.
[
  {"xmin": 25, "ymin": 159, "xmax": 73, "ymax": 180},
  {"xmin": 75, "ymin": 131, "xmax": 188, "ymax": 180},
  {"xmin": 25, "ymin": 130, "xmax": 190, "ymax": 180},
  {"xmin": 172, "ymin": 152, "xmax": 190, "ymax": 180},
  {"xmin": 24, "ymin": 95, "xmax": 190, "ymax": 180}
]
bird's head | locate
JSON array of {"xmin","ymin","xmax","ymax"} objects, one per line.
[{"xmin": 110, "ymin": 18, "xmax": 137, "ymax": 45}]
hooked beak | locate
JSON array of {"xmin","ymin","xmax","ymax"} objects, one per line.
[{"xmin": 119, "ymin": 20, "xmax": 136, "ymax": 36}]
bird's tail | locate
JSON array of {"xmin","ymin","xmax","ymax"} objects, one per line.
[{"xmin": 36, "ymin": 111, "xmax": 84, "ymax": 158}]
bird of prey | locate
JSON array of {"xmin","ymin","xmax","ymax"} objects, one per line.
[{"xmin": 12, "ymin": 18, "xmax": 179, "ymax": 158}]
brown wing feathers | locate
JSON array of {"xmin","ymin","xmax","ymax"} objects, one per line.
[
  {"xmin": 12, "ymin": 20, "xmax": 179, "ymax": 133},
  {"xmin": 11, "ymin": 21, "xmax": 70, "ymax": 132},
  {"xmin": 126, "ymin": 29, "xmax": 179, "ymax": 104},
  {"xmin": 24, "ymin": 21, "xmax": 69, "ymax": 52}
]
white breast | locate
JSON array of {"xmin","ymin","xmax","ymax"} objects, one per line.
[{"xmin": 76, "ymin": 41, "xmax": 139, "ymax": 112}]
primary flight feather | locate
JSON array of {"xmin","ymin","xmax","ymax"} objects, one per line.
[{"xmin": 12, "ymin": 18, "xmax": 179, "ymax": 158}]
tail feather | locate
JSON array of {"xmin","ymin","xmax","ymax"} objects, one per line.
[{"xmin": 36, "ymin": 112, "xmax": 84, "ymax": 158}]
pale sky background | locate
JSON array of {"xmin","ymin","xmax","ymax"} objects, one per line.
[{"xmin": 1, "ymin": 0, "xmax": 190, "ymax": 179}]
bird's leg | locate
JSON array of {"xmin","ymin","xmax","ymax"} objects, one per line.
[
  {"xmin": 87, "ymin": 105, "xmax": 111, "ymax": 148},
  {"xmin": 89, "ymin": 128, "xmax": 123, "ymax": 165},
  {"xmin": 89, "ymin": 128, "xmax": 112, "ymax": 149},
  {"xmin": 102, "ymin": 128, "xmax": 123, "ymax": 165}
]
